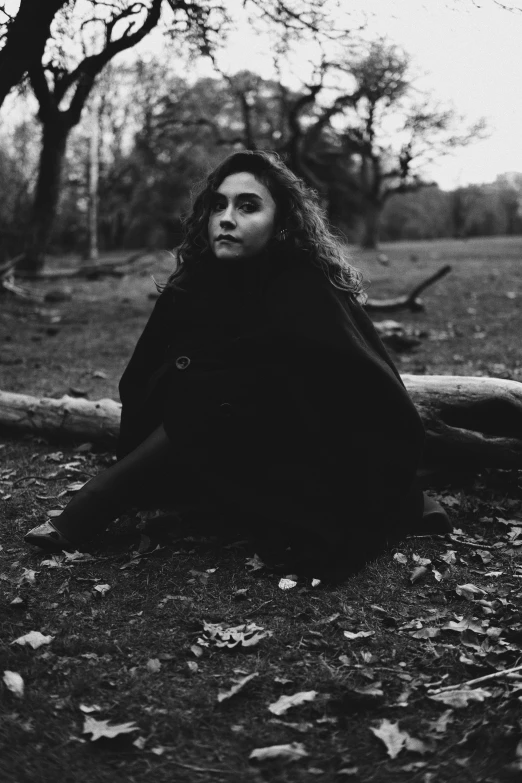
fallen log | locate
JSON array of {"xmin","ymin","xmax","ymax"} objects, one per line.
[
  {"xmin": 1, "ymin": 375, "xmax": 522, "ymax": 469},
  {"xmin": 402, "ymin": 374, "xmax": 522, "ymax": 469},
  {"xmin": 0, "ymin": 392, "xmax": 121, "ymax": 442},
  {"xmin": 365, "ymin": 265, "xmax": 452, "ymax": 312}
]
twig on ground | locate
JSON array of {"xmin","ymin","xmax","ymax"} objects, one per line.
[
  {"xmin": 428, "ymin": 661, "xmax": 522, "ymax": 693},
  {"xmin": 245, "ymin": 599, "xmax": 274, "ymax": 616}
]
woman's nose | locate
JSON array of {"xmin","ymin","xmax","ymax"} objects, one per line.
[{"xmin": 220, "ymin": 205, "xmax": 236, "ymax": 226}]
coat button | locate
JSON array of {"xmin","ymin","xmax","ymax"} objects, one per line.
[
  {"xmin": 219, "ymin": 402, "xmax": 233, "ymax": 417},
  {"xmin": 175, "ymin": 355, "xmax": 190, "ymax": 370}
]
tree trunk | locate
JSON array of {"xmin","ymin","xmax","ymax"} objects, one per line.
[
  {"xmin": 1, "ymin": 376, "xmax": 522, "ymax": 471},
  {"xmin": 361, "ymin": 201, "xmax": 381, "ymax": 249},
  {"xmin": 0, "ymin": 0, "xmax": 67, "ymax": 109},
  {"xmin": 20, "ymin": 119, "xmax": 69, "ymax": 274}
]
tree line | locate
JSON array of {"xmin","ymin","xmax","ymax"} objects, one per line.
[{"xmin": 0, "ymin": 0, "xmax": 500, "ymax": 270}]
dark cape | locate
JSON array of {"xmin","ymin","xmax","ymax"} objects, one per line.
[{"xmin": 117, "ymin": 247, "xmax": 425, "ymax": 579}]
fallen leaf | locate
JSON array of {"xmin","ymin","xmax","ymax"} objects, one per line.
[
  {"xmin": 343, "ymin": 630, "xmax": 374, "ymax": 640},
  {"xmin": 12, "ymin": 631, "xmax": 54, "ymax": 649},
  {"xmin": 3, "ymin": 671, "xmax": 24, "ymax": 697},
  {"xmin": 40, "ymin": 555, "xmax": 65, "ymax": 569},
  {"xmin": 63, "ymin": 551, "xmax": 94, "ymax": 562},
  {"xmin": 65, "ymin": 482, "xmax": 87, "ymax": 492},
  {"xmin": 82, "ymin": 716, "xmax": 139, "ymax": 741},
  {"xmin": 440, "ymin": 550, "xmax": 457, "ymax": 565},
  {"xmin": 443, "ymin": 619, "xmax": 485, "ymax": 634},
  {"xmin": 410, "ymin": 566, "xmax": 430, "ymax": 584},
  {"xmin": 200, "ymin": 621, "xmax": 273, "ymax": 649},
  {"xmin": 245, "ymin": 554, "xmax": 265, "ymax": 571},
  {"xmin": 427, "ymin": 709, "xmax": 454, "ymax": 734},
  {"xmin": 456, "ymin": 584, "xmax": 486, "ymax": 601},
  {"xmin": 413, "ymin": 555, "xmax": 432, "ymax": 566},
  {"xmin": 217, "ymin": 672, "xmax": 259, "ymax": 702},
  {"xmin": 410, "ymin": 627, "xmax": 440, "ymax": 639},
  {"xmin": 429, "ymin": 688, "xmax": 492, "ymax": 708},
  {"xmin": 18, "ymin": 568, "xmax": 37, "ymax": 585},
  {"xmin": 268, "ymin": 690, "xmax": 317, "ymax": 715},
  {"xmin": 93, "ymin": 584, "xmax": 111, "ymax": 596},
  {"xmin": 370, "ymin": 719, "xmax": 408, "ymax": 759},
  {"xmin": 279, "ymin": 578, "xmax": 298, "ymax": 590},
  {"xmin": 311, "ymin": 578, "xmax": 321, "ymax": 587},
  {"xmin": 146, "ymin": 658, "xmax": 161, "ymax": 673},
  {"xmin": 249, "ymin": 742, "xmax": 308, "ymax": 762},
  {"xmin": 133, "ymin": 736, "xmax": 147, "ymax": 750},
  {"xmin": 394, "ymin": 553, "xmax": 408, "ymax": 564},
  {"xmin": 79, "ymin": 704, "xmax": 102, "ymax": 713}
]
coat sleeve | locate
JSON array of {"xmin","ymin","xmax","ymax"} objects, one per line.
[{"xmin": 117, "ymin": 290, "xmax": 174, "ymax": 458}]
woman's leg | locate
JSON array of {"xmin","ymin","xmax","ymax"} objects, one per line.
[{"xmin": 48, "ymin": 424, "xmax": 172, "ymax": 545}]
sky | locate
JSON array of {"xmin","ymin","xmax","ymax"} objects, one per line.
[
  {"xmin": 3, "ymin": 0, "xmax": 522, "ymax": 190},
  {"xmin": 191, "ymin": 0, "xmax": 522, "ymax": 190}
]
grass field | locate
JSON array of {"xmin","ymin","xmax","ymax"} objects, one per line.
[{"xmin": 1, "ymin": 236, "xmax": 522, "ymax": 782}]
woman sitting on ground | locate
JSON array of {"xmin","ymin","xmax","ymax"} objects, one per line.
[{"xmin": 25, "ymin": 150, "xmax": 450, "ymax": 582}]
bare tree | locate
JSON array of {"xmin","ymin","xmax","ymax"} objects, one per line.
[
  {"xmin": 299, "ymin": 41, "xmax": 488, "ymax": 248},
  {"xmin": 0, "ymin": 0, "xmax": 69, "ymax": 109}
]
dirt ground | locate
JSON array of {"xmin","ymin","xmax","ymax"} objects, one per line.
[{"xmin": 1, "ymin": 236, "xmax": 522, "ymax": 782}]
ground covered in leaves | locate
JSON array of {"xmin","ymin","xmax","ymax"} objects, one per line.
[{"xmin": 1, "ymin": 237, "xmax": 522, "ymax": 782}]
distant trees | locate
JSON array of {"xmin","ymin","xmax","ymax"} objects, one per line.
[
  {"xmin": 379, "ymin": 175, "xmax": 522, "ymax": 242},
  {"xmin": 294, "ymin": 41, "xmax": 487, "ymax": 248}
]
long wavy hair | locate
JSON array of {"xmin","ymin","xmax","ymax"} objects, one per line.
[{"xmin": 164, "ymin": 150, "xmax": 364, "ymax": 298}]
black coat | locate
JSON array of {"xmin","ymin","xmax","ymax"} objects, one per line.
[{"xmin": 118, "ymin": 249, "xmax": 425, "ymax": 576}]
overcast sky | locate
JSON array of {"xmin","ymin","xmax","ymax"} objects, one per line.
[
  {"xmin": 204, "ymin": 0, "xmax": 522, "ymax": 190},
  {"xmin": 3, "ymin": 0, "xmax": 522, "ymax": 190}
]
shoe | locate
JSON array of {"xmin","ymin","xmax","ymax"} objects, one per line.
[
  {"xmin": 416, "ymin": 494, "xmax": 453, "ymax": 535},
  {"xmin": 24, "ymin": 521, "xmax": 76, "ymax": 551}
]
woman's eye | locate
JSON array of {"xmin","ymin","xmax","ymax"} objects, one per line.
[
  {"xmin": 211, "ymin": 202, "xmax": 226, "ymax": 212},
  {"xmin": 240, "ymin": 201, "xmax": 257, "ymax": 213}
]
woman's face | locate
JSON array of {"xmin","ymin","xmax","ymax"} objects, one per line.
[{"xmin": 208, "ymin": 172, "xmax": 277, "ymax": 261}]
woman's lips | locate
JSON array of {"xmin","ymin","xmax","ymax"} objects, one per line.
[{"xmin": 216, "ymin": 236, "xmax": 240, "ymax": 243}]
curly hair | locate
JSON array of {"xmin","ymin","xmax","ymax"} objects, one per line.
[{"xmin": 164, "ymin": 150, "xmax": 364, "ymax": 298}]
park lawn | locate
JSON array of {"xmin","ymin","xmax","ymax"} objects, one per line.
[{"xmin": 1, "ymin": 235, "xmax": 522, "ymax": 782}]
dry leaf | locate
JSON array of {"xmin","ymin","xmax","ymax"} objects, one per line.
[
  {"xmin": 443, "ymin": 619, "xmax": 485, "ymax": 634},
  {"xmin": 456, "ymin": 584, "xmax": 486, "ymax": 601},
  {"xmin": 12, "ymin": 631, "xmax": 54, "ymax": 649},
  {"xmin": 79, "ymin": 704, "xmax": 102, "ymax": 713},
  {"xmin": 146, "ymin": 658, "xmax": 161, "ymax": 673},
  {"xmin": 18, "ymin": 568, "xmax": 37, "ymax": 585},
  {"xmin": 410, "ymin": 627, "xmax": 440, "ymax": 639},
  {"xmin": 410, "ymin": 566, "xmax": 430, "ymax": 584},
  {"xmin": 370, "ymin": 719, "xmax": 408, "ymax": 759},
  {"xmin": 200, "ymin": 621, "xmax": 272, "ymax": 649},
  {"xmin": 63, "ymin": 551, "xmax": 94, "ymax": 562},
  {"xmin": 3, "ymin": 671, "xmax": 24, "ymax": 697},
  {"xmin": 343, "ymin": 630, "xmax": 374, "ymax": 640},
  {"xmin": 278, "ymin": 578, "xmax": 297, "ymax": 590},
  {"xmin": 268, "ymin": 690, "xmax": 317, "ymax": 715},
  {"xmin": 394, "ymin": 553, "xmax": 408, "ymax": 564},
  {"xmin": 93, "ymin": 584, "xmax": 111, "ymax": 596},
  {"xmin": 440, "ymin": 550, "xmax": 457, "ymax": 565},
  {"xmin": 427, "ymin": 709, "xmax": 454, "ymax": 734},
  {"xmin": 82, "ymin": 716, "xmax": 139, "ymax": 741},
  {"xmin": 429, "ymin": 688, "xmax": 492, "ymax": 708},
  {"xmin": 217, "ymin": 672, "xmax": 259, "ymax": 702},
  {"xmin": 245, "ymin": 554, "xmax": 265, "ymax": 571},
  {"xmin": 412, "ymin": 555, "xmax": 432, "ymax": 566},
  {"xmin": 249, "ymin": 742, "xmax": 308, "ymax": 762}
]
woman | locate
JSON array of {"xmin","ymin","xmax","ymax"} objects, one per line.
[{"xmin": 25, "ymin": 150, "xmax": 450, "ymax": 581}]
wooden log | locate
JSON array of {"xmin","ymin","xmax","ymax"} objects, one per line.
[
  {"xmin": 0, "ymin": 391, "xmax": 121, "ymax": 442},
  {"xmin": 1, "ymin": 375, "xmax": 522, "ymax": 468},
  {"xmin": 402, "ymin": 374, "xmax": 522, "ymax": 469}
]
